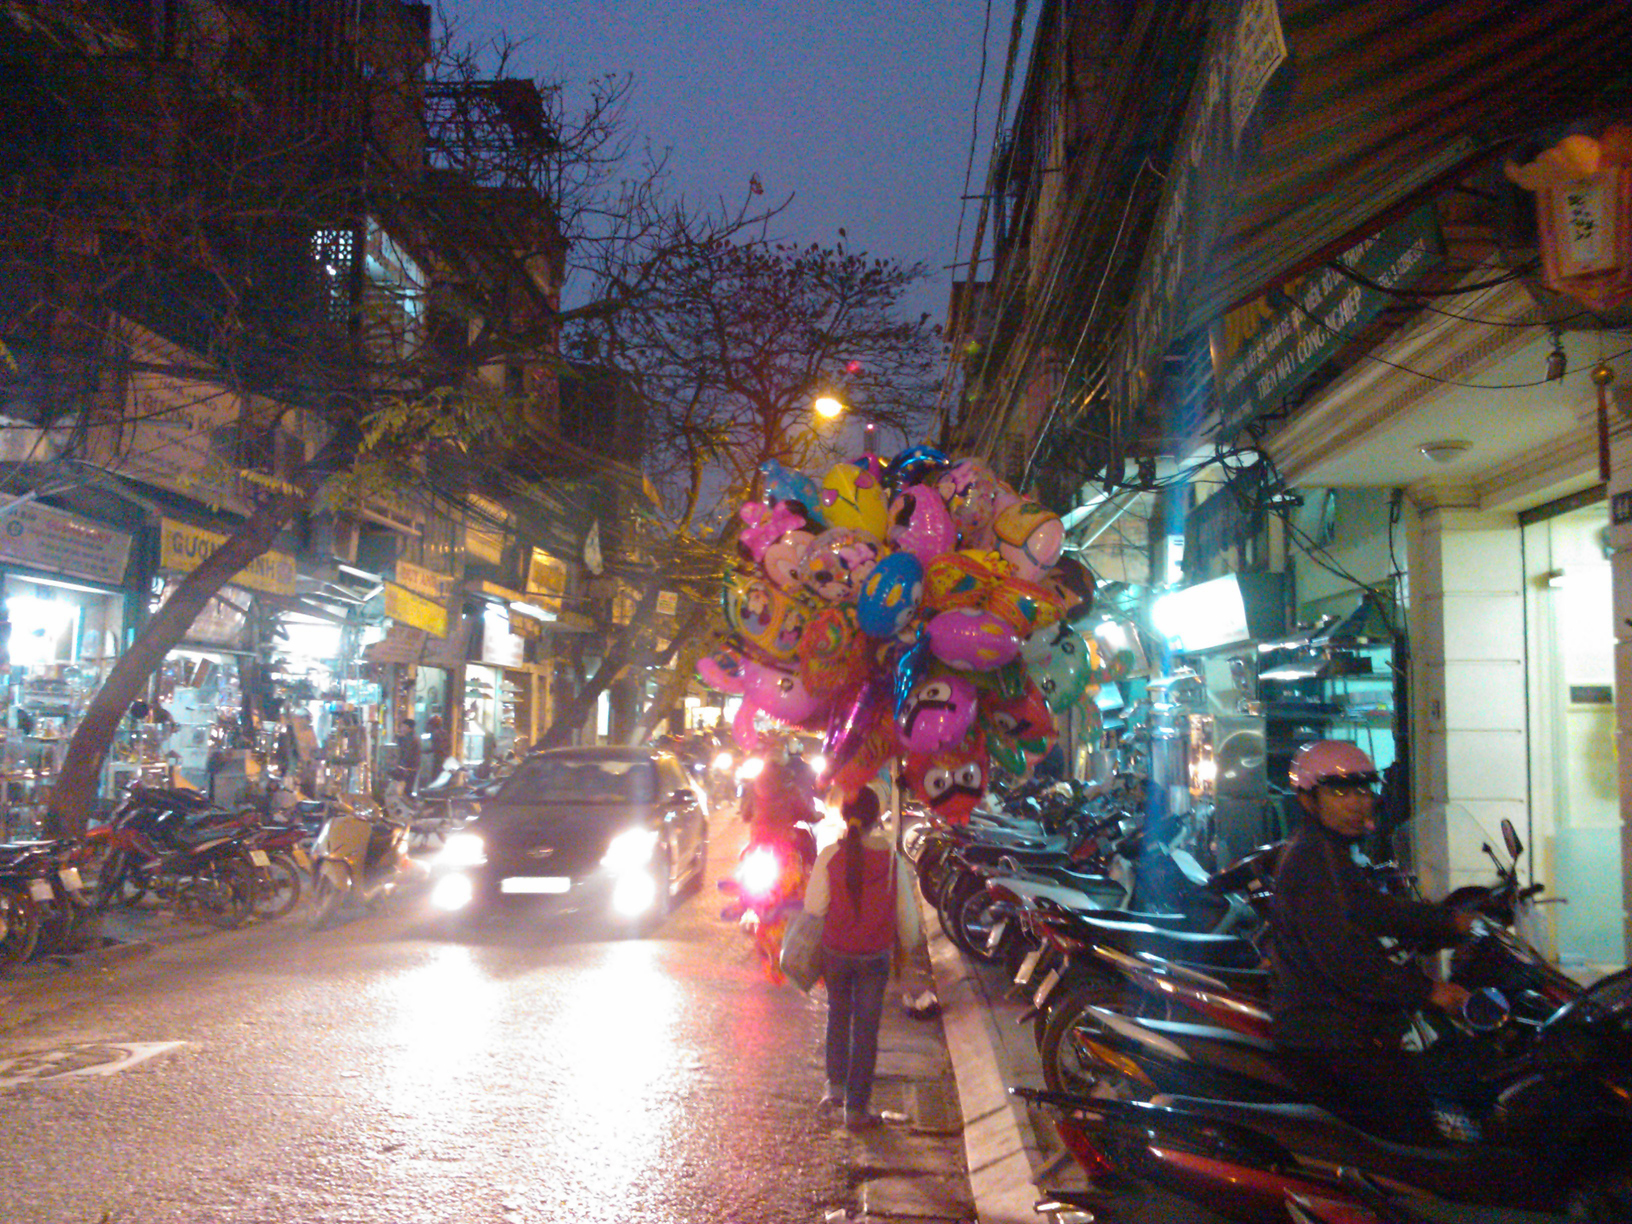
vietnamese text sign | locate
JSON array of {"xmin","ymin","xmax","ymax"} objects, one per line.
[
  {"xmin": 392, "ymin": 558, "xmax": 451, "ymax": 602},
  {"xmin": 527, "ymin": 548, "xmax": 566, "ymax": 615},
  {"xmin": 160, "ymin": 518, "xmax": 296, "ymax": 596},
  {"xmin": 383, "ymin": 582, "xmax": 448, "ymax": 637},
  {"xmin": 1212, "ymin": 207, "xmax": 1441, "ymax": 436},
  {"xmin": 0, "ymin": 502, "xmax": 132, "ymax": 585}
]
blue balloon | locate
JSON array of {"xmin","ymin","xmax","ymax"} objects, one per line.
[
  {"xmin": 856, "ymin": 551, "xmax": 924, "ymax": 637},
  {"xmin": 885, "ymin": 445, "xmax": 950, "ymax": 490},
  {"xmin": 892, "ymin": 627, "xmax": 932, "ymax": 719},
  {"xmin": 759, "ymin": 459, "xmax": 825, "ymax": 523}
]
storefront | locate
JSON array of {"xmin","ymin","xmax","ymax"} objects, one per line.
[{"xmin": 0, "ymin": 500, "xmax": 139, "ymax": 830}]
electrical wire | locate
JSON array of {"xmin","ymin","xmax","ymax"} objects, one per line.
[{"xmin": 948, "ymin": 0, "xmax": 996, "ymax": 305}]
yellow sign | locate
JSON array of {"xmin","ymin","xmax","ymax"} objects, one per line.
[
  {"xmin": 383, "ymin": 582, "xmax": 448, "ymax": 637},
  {"xmin": 393, "ymin": 558, "xmax": 452, "ymax": 602},
  {"xmin": 527, "ymin": 548, "xmax": 566, "ymax": 615},
  {"xmin": 160, "ymin": 518, "xmax": 296, "ymax": 596}
]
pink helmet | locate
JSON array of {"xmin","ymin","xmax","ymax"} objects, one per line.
[{"xmin": 1289, "ymin": 740, "xmax": 1378, "ymax": 792}]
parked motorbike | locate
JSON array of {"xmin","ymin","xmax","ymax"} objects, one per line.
[{"xmin": 310, "ymin": 805, "xmax": 416, "ymax": 928}]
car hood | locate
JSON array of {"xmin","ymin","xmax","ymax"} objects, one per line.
[{"xmin": 476, "ymin": 800, "xmax": 644, "ymax": 855}]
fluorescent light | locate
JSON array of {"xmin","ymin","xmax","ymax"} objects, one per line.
[{"xmin": 511, "ymin": 601, "xmax": 552, "ymax": 619}]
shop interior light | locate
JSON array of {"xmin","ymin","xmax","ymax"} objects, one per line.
[
  {"xmin": 510, "ymin": 600, "xmax": 552, "ymax": 620},
  {"xmin": 337, "ymin": 564, "xmax": 381, "ymax": 584}
]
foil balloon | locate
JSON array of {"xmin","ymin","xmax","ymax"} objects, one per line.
[
  {"xmin": 903, "ymin": 733, "xmax": 989, "ymax": 824},
  {"xmin": 891, "ymin": 629, "xmax": 933, "ymax": 719},
  {"xmin": 798, "ymin": 604, "xmax": 872, "ymax": 699},
  {"xmin": 981, "ymin": 675, "xmax": 1056, "ymax": 777},
  {"xmin": 819, "ymin": 458, "xmax": 890, "ymax": 539},
  {"xmin": 1021, "ymin": 622, "xmax": 1093, "ymax": 712},
  {"xmin": 935, "ymin": 457, "xmax": 1000, "ymax": 548},
  {"xmin": 797, "ymin": 527, "xmax": 887, "ymax": 603},
  {"xmin": 983, "ymin": 574, "xmax": 1064, "ymax": 638},
  {"xmin": 738, "ymin": 499, "xmax": 819, "ymax": 591},
  {"xmin": 921, "ymin": 549, "xmax": 1004, "ymax": 614},
  {"xmin": 722, "ymin": 572, "xmax": 814, "ymax": 662},
  {"xmin": 696, "ymin": 639, "xmax": 751, "ymax": 694},
  {"xmin": 742, "ymin": 659, "xmax": 825, "ymax": 725},
  {"xmin": 994, "ymin": 500, "xmax": 1065, "ymax": 580},
  {"xmin": 887, "ymin": 485, "xmax": 958, "ymax": 562},
  {"xmin": 856, "ymin": 550, "xmax": 924, "ymax": 638},
  {"xmin": 826, "ymin": 692, "xmax": 897, "ymax": 799},
  {"xmin": 924, "ymin": 607, "xmax": 1022, "ymax": 671},
  {"xmin": 896, "ymin": 673, "xmax": 978, "ymax": 754},
  {"xmin": 759, "ymin": 459, "xmax": 825, "ymax": 522},
  {"xmin": 885, "ymin": 445, "xmax": 950, "ymax": 490},
  {"xmin": 732, "ymin": 699, "xmax": 761, "ymax": 751},
  {"xmin": 1042, "ymin": 555, "xmax": 1097, "ymax": 623}
]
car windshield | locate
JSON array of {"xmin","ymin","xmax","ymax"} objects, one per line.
[{"xmin": 498, "ymin": 756, "xmax": 655, "ymax": 805}]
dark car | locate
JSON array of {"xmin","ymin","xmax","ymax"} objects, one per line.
[{"xmin": 428, "ymin": 745, "xmax": 708, "ymax": 929}]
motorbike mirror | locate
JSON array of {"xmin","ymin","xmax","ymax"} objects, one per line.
[
  {"xmin": 1463, "ymin": 985, "xmax": 1510, "ymax": 1032},
  {"xmin": 1500, "ymin": 818, "xmax": 1523, "ymax": 862}
]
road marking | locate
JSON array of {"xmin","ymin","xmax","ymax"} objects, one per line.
[{"xmin": 0, "ymin": 1041, "xmax": 186, "ymax": 1089}]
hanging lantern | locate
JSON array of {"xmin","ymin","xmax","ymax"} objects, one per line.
[{"xmin": 1506, "ymin": 125, "xmax": 1632, "ymax": 311}]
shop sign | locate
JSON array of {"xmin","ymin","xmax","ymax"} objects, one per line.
[
  {"xmin": 392, "ymin": 558, "xmax": 451, "ymax": 602},
  {"xmin": 0, "ymin": 501, "xmax": 132, "ymax": 585},
  {"xmin": 383, "ymin": 581, "xmax": 448, "ymax": 637},
  {"xmin": 1212, "ymin": 207, "xmax": 1441, "ymax": 438},
  {"xmin": 160, "ymin": 518, "xmax": 296, "ymax": 596},
  {"xmin": 510, "ymin": 610, "xmax": 544, "ymax": 639},
  {"xmin": 526, "ymin": 548, "xmax": 566, "ymax": 616},
  {"xmin": 656, "ymin": 591, "xmax": 679, "ymax": 617},
  {"xmin": 363, "ymin": 621, "xmax": 426, "ymax": 664},
  {"xmin": 343, "ymin": 680, "xmax": 383, "ymax": 706}
]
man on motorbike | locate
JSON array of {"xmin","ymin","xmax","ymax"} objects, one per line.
[
  {"xmin": 742, "ymin": 738, "xmax": 818, "ymax": 865},
  {"xmin": 1269, "ymin": 739, "xmax": 1474, "ymax": 1145}
]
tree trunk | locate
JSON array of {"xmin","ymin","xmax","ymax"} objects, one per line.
[
  {"xmin": 46, "ymin": 498, "xmax": 296, "ymax": 835},
  {"xmin": 535, "ymin": 576, "xmax": 667, "ymax": 750},
  {"xmin": 632, "ymin": 601, "xmax": 711, "ymax": 744}
]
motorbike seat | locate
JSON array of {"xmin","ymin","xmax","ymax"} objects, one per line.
[
  {"xmin": 996, "ymin": 876, "xmax": 1130, "ymax": 912},
  {"xmin": 958, "ymin": 843, "xmax": 1071, "ymax": 869},
  {"xmin": 1084, "ymin": 1009, "xmax": 1311, "ymax": 1095},
  {"xmin": 134, "ymin": 785, "xmax": 213, "ymax": 811},
  {"xmin": 1063, "ymin": 916, "xmax": 1263, "ymax": 970}
]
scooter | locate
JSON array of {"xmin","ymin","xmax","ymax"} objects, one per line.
[{"xmin": 309, "ymin": 801, "xmax": 419, "ymax": 928}]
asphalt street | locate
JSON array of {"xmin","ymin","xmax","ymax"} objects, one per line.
[{"xmin": 0, "ymin": 811, "xmax": 970, "ymax": 1224}]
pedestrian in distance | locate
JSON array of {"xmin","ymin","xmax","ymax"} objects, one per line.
[
  {"xmin": 802, "ymin": 786, "xmax": 921, "ymax": 1132},
  {"xmin": 393, "ymin": 717, "xmax": 420, "ymax": 797}
]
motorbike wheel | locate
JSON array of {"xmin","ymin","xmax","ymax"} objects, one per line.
[
  {"xmin": 936, "ymin": 868, "xmax": 985, "ymax": 953},
  {"xmin": 251, "ymin": 853, "xmax": 303, "ymax": 919},
  {"xmin": 194, "ymin": 862, "xmax": 255, "ymax": 929},
  {"xmin": 310, "ymin": 863, "xmax": 348, "ymax": 930},
  {"xmin": 951, "ymin": 887, "xmax": 1012, "ymax": 965},
  {"xmin": 95, "ymin": 850, "xmax": 147, "ymax": 909},
  {"xmin": 1040, "ymin": 977, "xmax": 1148, "ymax": 1097},
  {"xmin": 0, "ymin": 889, "xmax": 41, "ymax": 967}
]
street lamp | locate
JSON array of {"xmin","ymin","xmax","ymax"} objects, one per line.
[{"xmin": 813, "ymin": 394, "xmax": 845, "ymax": 420}]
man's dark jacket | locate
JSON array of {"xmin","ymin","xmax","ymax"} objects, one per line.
[{"xmin": 1268, "ymin": 816, "xmax": 1458, "ymax": 1049}]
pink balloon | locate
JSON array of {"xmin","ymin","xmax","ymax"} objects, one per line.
[
  {"xmin": 925, "ymin": 607, "xmax": 1022, "ymax": 671},
  {"xmin": 732, "ymin": 699, "xmax": 761, "ymax": 751},
  {"xmin": 895, "ymin": 673, "xmax": 978, "ymax": 754},
  {"xmin": 696, "ymin": 642, "xmax": 750, "ymax": 694},
  {"xmin": 742, "ymin": 660, "xmax": 825, "ymax": 725},
  {"xmin": 887, "ymin": 486, "xmax": 958, "ymax": 563}
]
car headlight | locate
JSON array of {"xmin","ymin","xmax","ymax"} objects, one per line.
[
  {"xmin": 712, "ymin": 750, "xmax": 735, "ymax": 773},
  {"xmin": 436, "ymin": 831, "xmax": 486, "ymax": 868},
  {"xmin": 601, "ymin": 827, "xmax": 659, "ymax": 872}
]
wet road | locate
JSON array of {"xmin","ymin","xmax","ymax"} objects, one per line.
[{"xmin": 0, "ymin": 814, "xmax": 865, "ymax": 1224}]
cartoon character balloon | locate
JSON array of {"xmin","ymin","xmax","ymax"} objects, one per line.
[
  {"xmin": 994, "ymin": 501, "xmax": 1065, "ymax": 580},
  {"xmin": 981, "ymin": 675, "xmax": 1056, "ymax": 778},
  {"xmin": 696, "ymin": 638, "xmax": 751, "ymax": 694},
  {"xmin": 741, "ymin": 659, "xmax": 825, "ymax": 726},
  {"xmin": 885, "ymin": 445, "xmax": 950, "ymax": 489},
  {"xmin": 797, "ymin": 605, "xmax": 872, "ymax": 698},
  {"xmin": 759, "ymin": 459, "xmax": 825, "ymax": 520},
  {"xmin": 896, "ymin": 673, "xmax": 978, "ymax": 754},
  {"xmin": 722, "ymin": 572, "xmax": 813, "ymax": 662},
  {"xmin": 921, "ymin": 550, "xmax": 1003, "ymax": 614},
  {"xmin": 856, "ymin": 551, "xmax": 924, "ymax": 638},
  {"xmin": 738, "ymin": 499, "xmax": 819, "ymax": 591},
  {"xmin": 903, "ymin": 733, "xmax": 989, "ymax": 824},
  {"xmin": 798, "ymin": 527, "xmax": 887, "ymax": 603},
  {"xmin": 1020, "ymin": 622, "xmax": 1093, "ymax": 712},
  {"xmin": 935, "ymin": 457, "xmax": 1000, "ymax": 548},
  {"xmin": 819, "ymin": 457, "xmax": 889, "ymax": 539}
]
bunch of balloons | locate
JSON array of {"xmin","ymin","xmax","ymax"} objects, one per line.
[{"xmin": 697, "ymin": 447, "xmax": 1124, "ymax": 824}]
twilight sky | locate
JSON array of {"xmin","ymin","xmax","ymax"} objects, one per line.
[{"xmin": 440, "ymin": 0, "xmax": 1019, "ymax": 327}]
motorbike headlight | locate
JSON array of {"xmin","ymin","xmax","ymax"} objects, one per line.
[
  {"xmin": 737, "ymin": 846, "xmax": 782, "ymax": 900},
  {"xmin": 735, "ymin": 756, "xmax": 765, "ymax": 783},
  {"xmin": 437, "ymin": 831, "xmax": 486, "ymax": 868},
  {"xmin": 808, "ymin": 753, "xmax": 827, "ymax": 776},
  {"xmin": 712, "ymin": 750, "xmax": 735, "ymax": 773},
  {"xmin": 601, "ymin": 827, "xmax": 659, "ymax": 872}
]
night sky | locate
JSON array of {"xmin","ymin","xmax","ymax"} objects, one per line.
[{"xmin": 441, "ymin": 0, "xmax": 1016, "ymax": 327}]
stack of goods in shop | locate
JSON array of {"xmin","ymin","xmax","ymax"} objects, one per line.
[{"xmin": 697, "ymin": 448, "xmax": 1136, "ymax": 825}]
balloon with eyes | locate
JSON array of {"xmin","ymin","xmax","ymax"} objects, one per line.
[
  {"xmin": 903, "ymin": 733, "xmax": 989, "ymax": 824},
  {"xmin": 934, "ymin": 458, "xmax": 1001, "ymax": 549},
  {"xmin": 993, "ymin": 500, "xmax": 1065, "ymax": 581},
  {"xmin": 895, "ymin": 673, "xmax": 978, "ymax": 754},
  {"xmin": 981, "ymin": 672, "xmax": 1057, "ymax": 778},
  {"xmin": 797, "ymin": 527, "xmax": 887, "ymax": 604},
  {"xmin": 738, "ymin": 499, "xmax": 819, "ymax": 591},
  {"xmin": 819, "ymin": 456, "xmax": 889, "ymax": 539},
  {"xmin": 1020, "ymin": 622, "xmax": 1095, "ymax": 712},
  {"xmin": 760, "ymin": 459, "xmax": 826, "ymax": 522},
  {"xmin": 722, "ymin": 572, "xmax": 813, "ymax": 662}
]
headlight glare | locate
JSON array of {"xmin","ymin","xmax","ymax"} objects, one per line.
[
  {"xmin": 437, "ymin": 831, "xmax": 486, "ymax": 868},
  {"xmin": 601, "ymin": 827, "xmax": 660, "ymax": 872}
]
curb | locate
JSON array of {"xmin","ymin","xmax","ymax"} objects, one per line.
[{"xmin": 918, "ymin": 890, "xmax": 1047, "ymax": 1224}]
